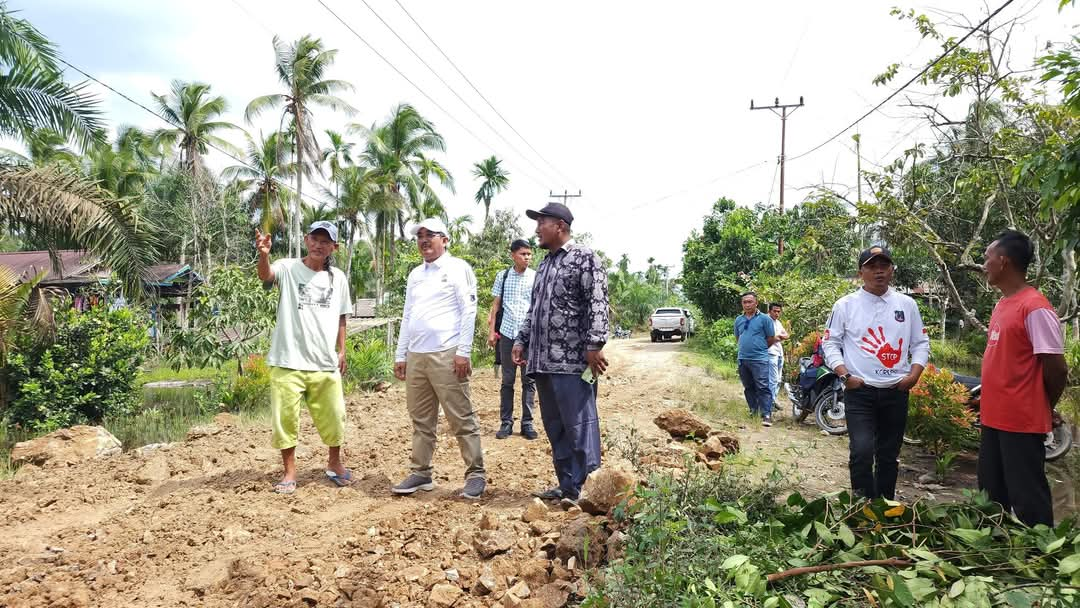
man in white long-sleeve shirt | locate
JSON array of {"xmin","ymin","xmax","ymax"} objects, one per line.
[
  {"xmin": 822, "ymin": 245, "xmax": 930, "ymax": 500},
  {"xmin": 391, "ymin": 218, "xmax": 486, "ymax": 500}
]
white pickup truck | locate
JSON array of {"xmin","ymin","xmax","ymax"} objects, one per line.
[{"xmin": 649, "ymin": 307, "xmax": 690, "ymax": 342}]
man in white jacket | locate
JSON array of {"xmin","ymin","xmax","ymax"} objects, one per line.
[{"xmin": 822, "ymin": 246, "xmax": 929, "ymax": 500}]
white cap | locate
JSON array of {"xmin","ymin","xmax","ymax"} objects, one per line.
[{"xmin": 409, "ymin": 218, "xmax": 449, "ymax": 240}]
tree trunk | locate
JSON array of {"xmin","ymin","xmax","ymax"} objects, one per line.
[{"xmin": 293, "ymin": 132, "xmax": 303, "ymax": 259}]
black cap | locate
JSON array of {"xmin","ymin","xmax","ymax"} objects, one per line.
[
  {"xmin": 858, "ymin": 245, "xmax": 893, "ymax": 267},
  {"xmin": 525, "ymin": 202, "xmax": 574, "ymax": 225}
]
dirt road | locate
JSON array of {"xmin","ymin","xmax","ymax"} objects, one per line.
[{"xmin": 0, "ymin": 337, "xmax": 991, "ymax": 607}]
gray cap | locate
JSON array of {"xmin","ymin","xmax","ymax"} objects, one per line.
[{"xmin": 308, "ymin": 220, "xmax": 338, "ymax": 242}]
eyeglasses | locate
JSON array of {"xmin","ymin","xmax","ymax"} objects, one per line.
[{"xmin": 416, "ymin": 232, "xmax": 445, "ymax": 241}]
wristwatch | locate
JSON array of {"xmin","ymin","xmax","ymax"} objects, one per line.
[{"xmin": 839, "ymin": 373, "xmax": 852, "ymax": 382}]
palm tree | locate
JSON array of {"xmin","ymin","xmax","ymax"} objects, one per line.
[
  {"xmin": 472, "ymin": 155, "xmax": 510, "ymax": 227},
  {"xmin": 222, "ymin": 131, "xmax": 294, "ymax": 238},
  {"xmin": 321, "ymin": 165, "xmax": 398, "ymax": 284},
  {"xmin": 0, "ymin": 128, "xmax": 78, "ymax": 166},
  {"xmin": 246, "ymin": 35, "xmax": 355, "ymax": 257},
  {"xmin": 151, "ymin": 80, "xmax": 237, "ymax": 178},
  {"xmin": 0, "ymin": 164, "xmax": 159, "ymax": 295},
  {"xmin": 446, "ymin": 215, "xmax": 474, "ymax": 245},
  {"xmin": 0, "ymin": 2, "xmax": 104, "ymax": 150},
  {"xmin": 0, "ymin": 3, "xmax": 154, "ymax": 296},
  {"xmin": 352, "ymin": 103, "xmax": 453, "ymax": 235},
  {"xmin": 84, "ymin": 128, "xmax": 159, "ymax": 200},
  {"xmin": 321, "ymin": 129, "xmax": 354, "ymax": 185}
]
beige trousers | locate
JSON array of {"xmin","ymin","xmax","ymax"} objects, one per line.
[{"xmin": 405, "ymin": 347, "xmax": 485, "ymax": 480}]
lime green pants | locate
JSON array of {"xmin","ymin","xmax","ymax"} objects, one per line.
[{"xmin": 269, "ymin": 366, "xmax": 346, "ymax": 450}]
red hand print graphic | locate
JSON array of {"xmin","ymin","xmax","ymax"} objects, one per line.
[{"xmin": 860, "ymin": 326, "xmax": 903, "ymax": 368}]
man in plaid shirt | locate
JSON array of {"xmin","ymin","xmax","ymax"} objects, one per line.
[{"xmin": 488, "ymin": 239, "xmax": 537, "ymax": 439}]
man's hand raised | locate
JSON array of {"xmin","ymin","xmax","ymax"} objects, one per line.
[{"xmin": 255, "ymin": 229, "xmax": 272, "ymax": 256}]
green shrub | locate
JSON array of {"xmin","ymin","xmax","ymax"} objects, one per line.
[
  {"xmin": 698, "ymin": 319, "xmax": 738, "ymax": 361},
  {"xmin": 907, "ymin": 365, "xmax": 979, "ymax": 456},
  {"xmin": 929, "ymin": 339, "xmax": 980, "ymax": 374},
  {"xmin": 344, "ymin": 336, "xmax": 392, "ymax": 391},
  {"xmin": 5, "ymin": 306, "xmax": 149, "ymax": 432},
  {"xmin": 221, "ymin": 355, "xmax": 271, "ymax": 414}
]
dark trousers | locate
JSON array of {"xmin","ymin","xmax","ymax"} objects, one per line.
[
  {"xmin": 738, "ymin": 359, "xmax": 773, "ymax": 418},
  {"xmin": 498, "ymin": 337, "xmax": 535, "ymax": 427},
  {"xmin": 845, "ymin": 385, "xmax": 909, "ymax": 499},
  {"xmin": 978, "ymin": 426, "xmax": 1053, "ymax": 527},
  {"xmin": 534, "ymin": 372, "xmax": 602, "ymax": 499}
]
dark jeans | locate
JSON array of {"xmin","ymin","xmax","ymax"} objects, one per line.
[
  {"xmin": 845, "ymin": 385, "xmax": 909, "ymax": 499},
  {"xmin": 498, "ymin": 337, "xmax": 535, "ymax": 427},
  {"xmin": 978, "ymin": 426, "xmax": 1053, "ymax": 527},
  {"xmin": 533, "ymin": 372, "xmax": 602, "ymax": 499},
  {"xmin": 738, "ymin": 359, "xmax": 772, "ymax": 418}
]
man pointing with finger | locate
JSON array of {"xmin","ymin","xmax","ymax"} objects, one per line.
[
  {"xmin": 512, "ymin": 203, "xmax": 609, "ymax": 508},
  {"xmin": 391, "ymin": 218, "xmax": 486, "ymax": 500}
]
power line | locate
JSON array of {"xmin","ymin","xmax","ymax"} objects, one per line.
[
  {"xmin": 628, "ymin": 160, "xmax": 769, "ymax": 211},
  {"xmin": 313, "ymin": 0, "xmax": 550, "ymax": 190},
  {"xmin": 787, "ymin": 0, "xmax": 1017, "ymax": 163},
  {"xmin": 355, "ymin": 0, "xmax": 565, "ymax": 188},
  {"xmin": 391, "ymin": 0, "xmax": 578, "ymax": 188},
  {"xmin": 53, "ymin": 56, "xmax": 326, "ymax": 209}
]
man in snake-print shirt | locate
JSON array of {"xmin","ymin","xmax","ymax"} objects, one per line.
[{"xmin": 513, "ymin": 203, "xmax": 609, "ymax": 508}]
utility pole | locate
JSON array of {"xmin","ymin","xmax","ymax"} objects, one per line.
[
  {"xmin": 750, "ymin": 96, "xmax": 804, "ymax": 255},
  {"xmin": 853, "ymin": 132, "xmax": 862, "ymax": 204},
  {"xmin": 548, "ymin": 189, "xmax": 582, "ymax": 206}
]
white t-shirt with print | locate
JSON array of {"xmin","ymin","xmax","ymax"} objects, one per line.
[{"xmin": 267, "ymin": 259, "xmax": 351, "ymax": 372}]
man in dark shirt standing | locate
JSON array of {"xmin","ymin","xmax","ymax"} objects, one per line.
[{"xmin": 512, "ymin": 203, "xmax": 609, "ymax": 508}]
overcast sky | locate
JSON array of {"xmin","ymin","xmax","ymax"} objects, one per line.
[{"xmin": 14, "ymin": 0, "xmax": 1077, "ymax": 271}]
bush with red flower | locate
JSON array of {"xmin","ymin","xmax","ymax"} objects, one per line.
[{"xmin": 906, "ymin": 365, "xmax": 979, "ymax": 456}]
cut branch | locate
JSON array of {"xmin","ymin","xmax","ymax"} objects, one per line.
[{"xmin": 767, "ymin": 559, "xmax": 912, "ymax": 584}]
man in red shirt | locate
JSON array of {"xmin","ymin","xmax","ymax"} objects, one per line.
[{"xmin": 979, "ymin": 230, "xmax": 1068, "ymax": 526}]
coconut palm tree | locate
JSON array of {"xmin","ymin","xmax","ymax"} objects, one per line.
[
  {"xmin": 222, "ymin": 131, "xmax": 294, "ymax": 239},
  {"xmin": 322, "ymin": 165, "xmax": 398, "ymax": 282},
  {"xmin": 446, "ymin": 215, "xmax": 474, "ymax": 245},
  {"xmin": 321, "ymin": 129, "xmax": 354, "ymax": 185},
  {"xmin": 472, "ymin": 155, "xmax": 510, "ymax": 227},
  {"xmin": 246, "ymin": 35, "xmax": 355, "ymax": 257},
  {"xmin": 151, "ymin": 80, "xmax": 238, "ymax": 178},
  {"xmin": 352, "ymin": 103, "xmax": 453, "ymax": 235}
]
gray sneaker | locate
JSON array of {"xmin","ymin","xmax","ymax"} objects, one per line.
[
  {"xmin": 460, "ymin": 477, "xmax": 486, "ymax": 500},
  {"xmin": 391, "ymin": 474, "xmax": 435, "ymax": 495}
]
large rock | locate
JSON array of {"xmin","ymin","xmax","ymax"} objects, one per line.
[
  {"xmin": 522, "ymin": 498, "xmax": 549, "ymax": 523},
  {"xmin": 653, "ymin": 409, "xmax": 711, "ymax": 439},
  {"xmin": 10, "ymin": 426, "xmax": 121, "ymax": 467},
  {"xmin": 698, "ymin": 434, "xmax": 739, "ymax": 459},
  {"xmin": 472, "ymin": 530, "xmax": 514, "ymax": 559},
  {"xmin": 579, "ymin": 462, "xmax": 638, "ymax": 515},
  {"xmin": 134, "ymin": 455, "xmax": 171, "ymax": 485},
  {"xmin": 532, "ymin": 582, "xmax": 574, "ymax": 608},
  {"xmin": 556, "ymin": 515, "xmax": 609, "ymax": 568},
  {"xmin": 428, "ymin": 583, "xmax": 462, "ymax": 607}
]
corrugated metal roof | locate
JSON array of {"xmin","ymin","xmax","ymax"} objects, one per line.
[{"xmin": 0, "ymin": 251, "xmax": 197, "ymax": 287}]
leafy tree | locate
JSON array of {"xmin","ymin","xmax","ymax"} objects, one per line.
[
  {"xmin": 682, "ymin": 198, "xmax": 778, "ymax": 320},
  {"xmin": 472, "ymin": 155, "xmax": 510, "ymax": 227},
  {"xmin": 246, "ymin": 35, "xmax": 355, "ymax": 257}
]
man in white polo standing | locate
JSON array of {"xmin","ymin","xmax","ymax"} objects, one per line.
[
  {"xmin": 391, "ymin": 217, "xmax": 486, "ymax": 500},
  {"xmin": 822, "ymin": 245, "xmax": 929, "ymax": 500}
]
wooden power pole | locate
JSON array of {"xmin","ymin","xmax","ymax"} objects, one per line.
[
  {"xmin": 548, "ymin": 189, "xmax": 582, "ymax": 206},
  {"xmin": 751, "ymin": 96, "xmax": 804, "ymax": 255}
]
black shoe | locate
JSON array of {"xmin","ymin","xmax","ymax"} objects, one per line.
[
  {"xmin": 495, "ymin": 423, "xmax": 512, "ymax": 439},
  {"xmin": 762, "ymin": 416, "xmax": 773, "ymax": 427},
  {"xmin": 532, "ymin": 487, "xmax": 563, "ymax": 501},
  {"xmin": 521, "ymin": 427, "xmax": 539, "ymax": 440}
]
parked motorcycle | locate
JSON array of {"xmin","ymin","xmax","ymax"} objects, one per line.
[
  {"xmin": 787, "ymin": 363, "xmax": 1073, "ymax": 461},
  {"xmin": 944, "ymin": 374, "xmax": 1072, "ymax": 462},
  {"xmin": 612, "ymin": 327, "xmax": 632, "ymax": 339},
  {"xmin": 785, "ymin": 357, "xmax": 847, "ymax": 435}
]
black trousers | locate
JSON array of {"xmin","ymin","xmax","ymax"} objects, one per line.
[
  {"xmin": 978, "ymin": 426, "xmax": 1053, "ymax": 527},
  {"xmin": 845, "ymin": 385, "xmax": 909, "ymax": 500}
]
